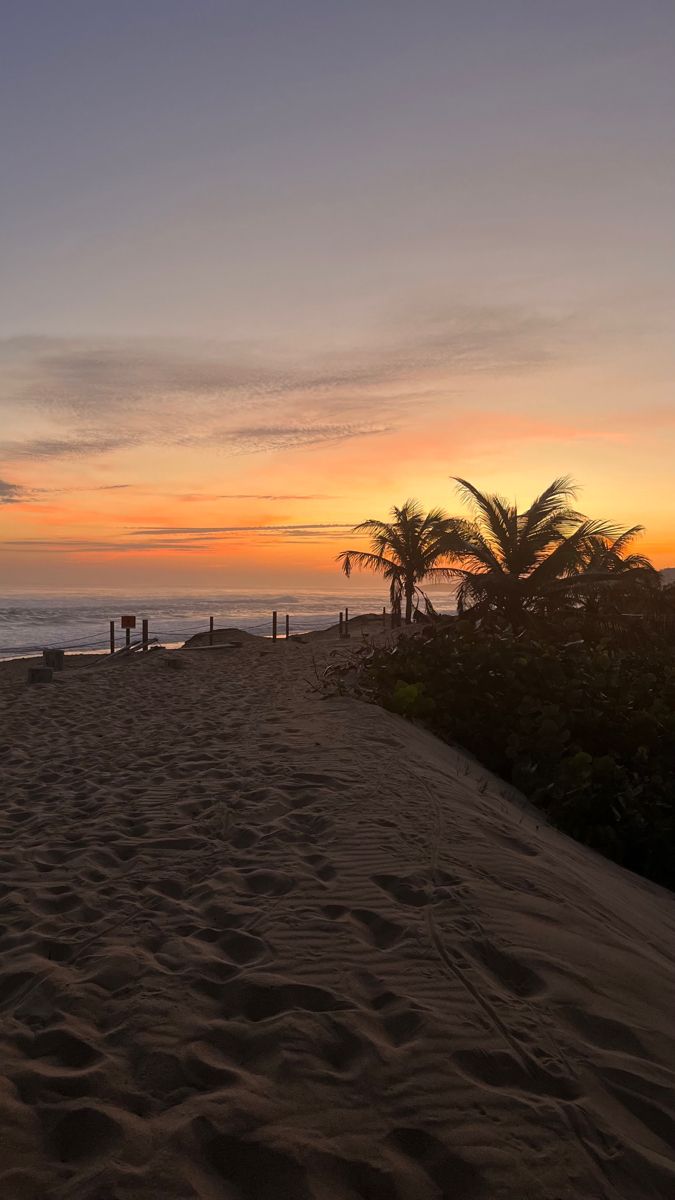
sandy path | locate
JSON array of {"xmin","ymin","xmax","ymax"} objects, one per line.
[{"xmin": 1, "ymin": 636, "xmax": 675, "ymax": 1198}]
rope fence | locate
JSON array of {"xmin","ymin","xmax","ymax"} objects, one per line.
[{"xmin": 0, "ymin": 605, "xmax": 392, "ymax": 662}]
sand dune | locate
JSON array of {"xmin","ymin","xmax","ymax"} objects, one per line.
[{"xmin": 1, "ymin": 631, "xmax": 674, "ymax": 1198}]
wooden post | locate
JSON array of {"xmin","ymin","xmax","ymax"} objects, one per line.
[
  {"xmin": 285, "ymin": 613, "xmax": 290, "ymax": 639},
  {"xmin": 345, "ymin": 606, "xmax": 350, "ymax": 638},
  {"xmin": 142, "ymin": 618, "xmax": 149, "ymax": 651},
  {"xmin": 125, "ymin": 626, "xmax": 131, "ymax": 650},
  {"xmin": 209, "ymin": 615, "xmax": 214, "ymax": 646},
  {"xmin": 339, "ymin": 611, "xmax": 343, "ymax": 638},
  {"xmin": 272, "ymin": 611, "xmax": 278, "ymax": 640},
  {"xmin": 110, "ymin": 621, "xmax": 115, "ymax": 655},
  {"xmin": 383, "ymin": 605, "xmax": 386, "ymax": 628}
]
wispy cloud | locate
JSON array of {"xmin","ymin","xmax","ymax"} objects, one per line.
[
  {"xmin": 0, "ymin": 436, "xmax": 137, "ymax": 460},
  {"xmin": 0, "ymin": 477, "xmax": 23, "ymax": 504},
  {"xmin": 178, "ymin": 492, "xmax": 339, "ymax": 501},
  {"xmin": 131, "ymin": 523, "xmax": 352, "ymax": 535},
  {"xmin": 0, "ymin": 521, "xmax": 359, "ymax": 555},
  {"xmin": 203, "ymin": 423, "xmax": 390, "ymax": 454},
  {"xmin": 0, "ymin": 305, "xmax": 571, "ymax": 410},
  {"xmin": 0, "ymin": 304, "xmax": 582, "ymax": 467},
  {"xmin": 1, "ymin": 539, "xmax": 211, "ymax": 554},
  {"xmin": 0, "ymin": 476, "xmax": 130, "ymax": 502}
]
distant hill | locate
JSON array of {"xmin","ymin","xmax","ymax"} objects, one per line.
[{"xmin": 661, "ymin": 568, "xmax": 675, "ymax": 585}]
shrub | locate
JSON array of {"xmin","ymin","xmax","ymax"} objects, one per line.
[{"xmin": 365, "ymin": 622, "xmax": 675, "ymax": 888}]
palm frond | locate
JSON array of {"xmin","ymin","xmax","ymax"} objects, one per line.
[
  {"xmin": 337, "ymin": 549, "xmax": 399, "ymax": 578},
  {"xmin": 607, "ymin": 524, "xmax": 645, "ymax": 556},
  {"xmin": 525, "ymin": 518, "xmax": 621, "ymax": 592},
  {"xmin": 520, "ymin": 476, "xmax": 579, "ymax": 536},
  {"xmin": 453, "ymin": 477, "xmax": 515, "ymax": 556}
]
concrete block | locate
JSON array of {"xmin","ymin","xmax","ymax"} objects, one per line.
[{"xmin": 43, "ymin": 649, "xmax": 65, "ymax": 670}]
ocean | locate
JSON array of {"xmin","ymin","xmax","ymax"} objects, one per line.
[{"xmin": 0, "ymin": 588, "xmax": 457, "ymax": 658}]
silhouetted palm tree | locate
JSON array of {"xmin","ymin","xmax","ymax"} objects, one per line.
[
  {"xmin": 338, "ymin": 500, "xmax": 455, "ymax": 624},
  {"xmin": 573, "ymin": 525, "xmax": 659, "ymax": 627},
  {"xmin": 579, "ymin": 526, "xmax": 655, "ymax": 578},
  {"xmin": 445, "ymin": 476, "xmax": 625, "ymax": 626}
]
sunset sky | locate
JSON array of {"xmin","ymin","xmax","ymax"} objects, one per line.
[{"xmin": 2, "ymin": 1, "xmax": 674, "ymax": 588}]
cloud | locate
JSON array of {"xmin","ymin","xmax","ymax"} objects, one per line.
[
  {"xmin": 0, "ymin": 521, "xmax": 359, "ymax": 555},
  {"xmin": 0, "ymin": 335, "xmax": 277, "ymax": 410},
  {"xmin": 0, "ymin": 477, "xmax": 23, "ymax": 504},
  {"xmin": 201, "ymin": 423, "xmax": 390, "ymax": 455},
  {"xmin": 131, "ymin": 523, "xmax": 352, "ymax": 535},
  {"xmin": 0, "ymin": 306, "xmax": 568, "ymax": 413},
  {"xmin": 1, "ymin": 537, "xmax": 216, "ymax": 554},
  {"xmin": 178, "ymin": 492, "xmax": 338, "ymax": 501},
  {"xmin": 0, "ymin": 303, "xmax": 582, "ymax": 466},
  {"xmin": 0, "ymin": 476, "xmax": 130, "ymax": 502},
  {"xmin": 0, "ymin": 435, "xmax": 137, "ymax": 460}
]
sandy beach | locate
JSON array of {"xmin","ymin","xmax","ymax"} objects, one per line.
[{"xmin": 1, "ymin": 627, "xmax": 675, "ymax": 1199}]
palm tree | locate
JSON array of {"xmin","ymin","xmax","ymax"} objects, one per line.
[
  {"xmin": 338, "ymin": 499, "xmax": 455, "ymax": 624},
  {"xmin": 445, "ymin": 476, "xmax": 630, "ymax": 627},
  {"xmin": 573, "ymin": 526, "xmax": 659, "ymax": 624},
  {"xmin": 579, "ymin": 526, "xmax": 655, "ymax": 579}
]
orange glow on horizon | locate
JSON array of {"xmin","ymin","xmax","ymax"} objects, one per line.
[{"xmin": 2, "ymin": 365, "xmax": 675, "ymax": 585}]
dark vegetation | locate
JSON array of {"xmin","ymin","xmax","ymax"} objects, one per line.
[
  {"xmin": 365, "ymin": 621, "xmax": 675, "ymax": 888},
  {"xmin": 340, "ymin": 479, "xmax": 675, "ymax": 888}
]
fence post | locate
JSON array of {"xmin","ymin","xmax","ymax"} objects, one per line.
[
  {"xmin": 272, "ymin": 611, "xmax": 278, "ymax": 640},
  {"xmin": 142, "ymin": 618, "xmax": 149, "ymax": 651},
  {"xmin": 345, "ymin": 606, "xmax": 350, "ymax": 638},
  {"xmin": 339, "ymin": 611, "xmax": 343, "ymax": 638},
  {"xmin": 125, "ymin": 626, "xmax": 131, "ymax": 650},
  {"xmin": 109, "ymin": 620, "xmax": 115, "ymax": 655},
  {"xmin": 285, "ymin": 614, "xmax": 290, "ymax": 639},
  {"xmin": 209, "ymin": 615, "xmax": 214, "ymax": 646},
  {"xmin": 383, "ymin": 605, "xmax": 386, "ymax": 628}
]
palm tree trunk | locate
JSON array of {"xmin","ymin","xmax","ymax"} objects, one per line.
[
  {"xmin": 508, "ymin": 596, "xmax": 524, "ymax": 632},
  {"xmin": 404, "ymin": 578, "xmax": 414, "ymax": 624}
]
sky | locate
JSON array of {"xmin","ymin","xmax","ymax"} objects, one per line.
[{"xmin": 1, "ymin": 0, "xmax": 674, "ymax": 588}]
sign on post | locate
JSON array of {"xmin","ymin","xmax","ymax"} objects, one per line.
[{"xmin": 121, "ymin": 614, "xmax": 136, "ymax": 649}]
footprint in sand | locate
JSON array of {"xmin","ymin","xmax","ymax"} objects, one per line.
[
  {"xmin": 42, "ymin": 1104, "xmax": 124, "ymax": 1163},
  {"xmin": 370, "ymin": 988, "xmax": 423, "ymax": 1047},
  {"xmin": 218, "ymin": 976, "xmax": 349, "ymax": 1022},
  {"xmin": 191, "ymin": 1121, "xmax": 309, "ymax": 1200},
  {"xmin": 372, "ymin": 872, "xmax": 431, "ymax": 908},
  {"xmin": 321, "ymin": 904, "xmax": 407, "ymax": 951},
  {"xmin": 453, "ymin": 1046, "xmax": 580, "ymax": 1101},
  {"xmin": 355, "ymin": 973, "xmax": 424, "ymax": 1048},
  {"xmin": 183, "ymin": 1042, "xmax": 240, "ymax": 1088},
  {"xmin": 372, "ymin": 869, "xmax": 462, "ymax": 909},
  {"xmin": 466, "ymin": 938, "xmax": 545, "ymax": 999},
  {"xmin": 194, "ymin": 926, "xmax": 267, "ymax": 965},
  {"xmin": 388, "ymin": 1127, "xmax": 485, "ymax": 1198},
  {"xmin": 24, "ymin": 1028, "xmax": 100, "ymax": 1070},
  {"xmin": 602, "ymin": 1066, "xmax": 675, "ymax": 1151},
  {"xmin": 240, "ymin": 869, "xmax": 295, "ymax": 896},
  {"xmin": 300, "ymin": 851, "xmax": 336, "ymax": 884},
  {"xmin": 351, "ymin": 908, "xmax": 406, "ymax": 950}
]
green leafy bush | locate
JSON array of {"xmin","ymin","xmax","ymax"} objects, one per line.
[{"xmin": 365, "ymin": 622, "xmax": 675, "ymax": 888}]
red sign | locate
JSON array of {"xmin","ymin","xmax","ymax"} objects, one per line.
[{"xmin": 120, "ymin": 615, "xmax": 136, "ymax": 629}]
